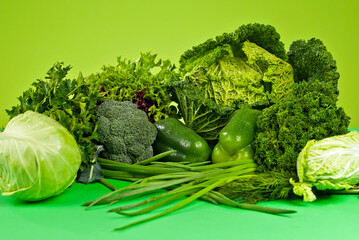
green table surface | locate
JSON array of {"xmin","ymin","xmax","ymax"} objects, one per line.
[
  {"xmin": 1, "ymin": 180, "xmax": 359, "ymax": 240},
  {"xmin": 1, "ymin": 128, "xmax": 359, "ymax": 240}
]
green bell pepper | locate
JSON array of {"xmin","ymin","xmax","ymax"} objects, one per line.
[
  {"xmin": 212, "ymin": 108, "xmax": 261, "ymax": 164},
  {"xmin": 153, "ymin": 118, "xmax": 212, "ymax": 163}
]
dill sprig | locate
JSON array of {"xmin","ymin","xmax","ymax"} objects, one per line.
[{"xmin": 217, "ymin": 170, "xmax": 298, "ymax": 203}]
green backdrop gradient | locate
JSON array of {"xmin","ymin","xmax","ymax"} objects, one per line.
[
  {"xmin": 0, "ymin": 0, "xmax": 358, "ymax": 127},
  {"xmin": 1, "ymin": 1, "xmax": 359, "ymax": 239}
]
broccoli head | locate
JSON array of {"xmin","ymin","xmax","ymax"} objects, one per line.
[{"xmin": 95, "ymin": 100, "xmax": 157, "ymax": 164}]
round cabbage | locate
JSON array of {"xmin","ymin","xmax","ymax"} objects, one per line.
[{"xmin": 0, "ymin": 111, "xmax": 81, "ymax": 201}]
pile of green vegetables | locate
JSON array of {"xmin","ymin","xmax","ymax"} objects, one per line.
[{"xmin": 1, "ymin": 23, "xmax": 359, "ymax": 230}]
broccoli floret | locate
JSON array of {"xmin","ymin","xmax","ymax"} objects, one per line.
[{"xmin": 95, "ymin": 100, "xmax": 157, "ymax": 164}]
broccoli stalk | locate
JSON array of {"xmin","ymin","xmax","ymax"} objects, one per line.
[{"xmin": 95, "ymin": 100, "xmax": 157, "ymax": 164}]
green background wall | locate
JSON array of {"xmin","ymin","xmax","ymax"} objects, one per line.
[{"xmin": 1, "ymin": 0, "xmax": 358, "ymax": 128}]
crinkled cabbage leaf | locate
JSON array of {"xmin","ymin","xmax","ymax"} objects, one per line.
[
  {"xmin": 181, "ymin": 40, "xmax": 294, "ymax": 109},
  {"xmin": 290, "ymin": 131, "xmax": 359, "ymax": 202},
  {"xmin": 0, "ymin": 111, "xmax": 81, "ymax": 201}
]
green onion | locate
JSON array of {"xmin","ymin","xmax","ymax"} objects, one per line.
[
  {"xmin": 83, "ymin": 158, "xmax": 296, "ymax": 230},
  {"xmin": 134, "ymin": 150, "xmax": 177, "ymax": 165}
]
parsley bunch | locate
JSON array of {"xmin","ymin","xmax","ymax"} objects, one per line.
[{"xmin": 6, "ymin": 63, "xmax": 99, "ymax": 166}]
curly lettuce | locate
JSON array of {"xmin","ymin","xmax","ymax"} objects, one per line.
[{"xmin": 86, "ymin": 53, "xmax": 179, "ymax": 122}]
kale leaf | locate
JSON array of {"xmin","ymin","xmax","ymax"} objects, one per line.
[
  {"xmin": 253, "ymin": 39, "xmax": 351, "ymax": 173},
  {"xmin": 169, "ymin": 79, "xmax": 233, "ymax": 141},
  {"xmin": 288, "ymin": 38, "xmax": 340, "ymax": 88}
]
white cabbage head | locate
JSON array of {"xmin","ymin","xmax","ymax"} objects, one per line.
[
  {"xmin": 290, "ymin": 131, "xmax": 359, "ymax": 202},
  {"xmin": 0, "ymin": 111, "xmax": 81, "ymax": 201}
]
